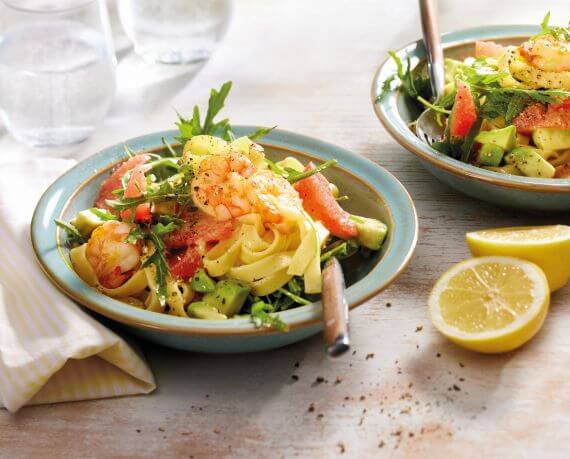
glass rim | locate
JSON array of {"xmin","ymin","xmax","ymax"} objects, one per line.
[{"xmin": 1, "ymin": 0, "xmax": 96, "ymax": 14}]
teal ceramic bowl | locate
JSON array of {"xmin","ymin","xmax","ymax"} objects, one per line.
[
  {"xmin": 31, "ymin": 127, "xmax": 418, "ymax": 353},
  {"xmin": 372, "ymin": 25, "xmax": 570, "ymax": 212}
]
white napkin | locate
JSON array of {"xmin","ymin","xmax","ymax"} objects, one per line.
[{"xmin": 0, "ymin": 157, "xmax": 156, "ymax": 413}]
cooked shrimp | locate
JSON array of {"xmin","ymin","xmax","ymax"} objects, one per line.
[
  {"xmin": 249, "ymin": 169, "xmax": 303, "ymax": 223},
  {"xmin": 191, "ymin": 150, "xmax": 302, "ymax": 223},
  {"xmin": 191, "ymin": 151, "xmax": 256, "ymax": 220},
  {"xmin": 85, "ymin": 221, "xmax": 141, "ymax": 289},
  {"xmin": 520, "ymin": 36, "xmax": 570, "ymax": 72}
]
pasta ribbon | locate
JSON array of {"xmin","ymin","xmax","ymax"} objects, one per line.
[
  {"xmin": 70, "ymin": 243, "xmax": 147, "ymax": 297},
  {"xmin": 204, "ymin": 211, "xmax": 329, "ymax": 296},
  {"xmin": 69, "ymin": 244, "xmax": 98, "ymax": 287},
  {"xmin": 144, "ymin": 266, "xmax": 193, "ymax": 317},
  {"xmin": 70, "ymin": 243, "xmax": 194, "ymax": 318}
]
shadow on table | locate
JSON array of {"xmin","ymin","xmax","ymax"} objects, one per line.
[
  {"xmin": 404, "ymin": 329, "xmax": 555, "ymax": 422},
  {"xmin": 139, "ymin": 334, "xmax": 321, "ymax": 408}
]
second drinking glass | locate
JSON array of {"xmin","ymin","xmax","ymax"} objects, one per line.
[{"xmin": 118, "ymin": 0, "xmax": 232, "ymax": 65}]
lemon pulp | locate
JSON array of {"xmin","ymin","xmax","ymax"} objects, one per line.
[{"xmin": 429, "ymin": 256, "xmax": 550, "ymax": 353}]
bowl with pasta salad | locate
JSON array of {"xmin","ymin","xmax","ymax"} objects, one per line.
[
  {"xmin": 32, "ymin": 83, "xmax": 418, "ymax": 353},
  {"xmin": 373, "ymin": 15, "xmax": 570, "ymax": 212}
]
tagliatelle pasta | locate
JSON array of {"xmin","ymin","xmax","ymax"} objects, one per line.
[
  {"xmin": 70, "ymin": 243, "xmax": 195, "ymax": 318},
  {"xmin": 203, "ymin": 213, "xmax": 328, "ymax": 296}
]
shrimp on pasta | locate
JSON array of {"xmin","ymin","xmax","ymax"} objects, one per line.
[
  {"xmin": 191, "ymin": 150, "xmax": 303, "ymax": 223},
  {"xmin": 85, "ymin": 221, "xmax": 141, "ymax": 289}
]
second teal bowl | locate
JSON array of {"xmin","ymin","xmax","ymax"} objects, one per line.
[{"xmin": 372, "ymin": 25, "xmax": 570, "ymax": 213}]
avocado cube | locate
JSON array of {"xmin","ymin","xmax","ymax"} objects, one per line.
[
  {"xmin": 203, "ymin": 279, "xmax": 251, "ymax": 317},
  {"xmin": 474, "ymin": 125, "xmax": 516, "ymax": 151},
  {"xmin": 532, "ymin": 128, "xmax": 570, "ymax": 151},
  {"xmin": 188, "ymin": 302, "xmax": 227, "ymax": 320},
  {"xmin": 350, "ymin": 215, "xmax": 388, "ymax": 251},
  {"xmin": 505, "ymin": 146, "xmax": 556, "ymax": 178},
  {"xmin": 190, "ymin": 269, "xmax": 216, "ymax": 293},
  {"xmin": 475, "ymin": 144, "xmax": 504, "ymax": 167},
  {"xmin": 70, "ymin": 209, "xmax": 106, "ymax": 237},
  {"xmin": 152, "ymin": 201, "xmax": 178, "ymax": 215}
]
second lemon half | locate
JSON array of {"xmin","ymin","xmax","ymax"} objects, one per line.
[{"xmin": 466, "ymin": 225, "xmax": 570, "ymax": 292}]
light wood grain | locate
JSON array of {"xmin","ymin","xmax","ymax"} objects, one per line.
[{"xmin": 2, "ymin": 0, "xmax": 570, "ymax": 457}]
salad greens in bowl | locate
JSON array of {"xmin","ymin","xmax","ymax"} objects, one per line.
[
  {"xmin": 32, "ymin": 83, "xmax": 418, "ymax": 353},
  {"xmin": 373, "ymin": 14, "xmax": 570, "ymax": 212}
]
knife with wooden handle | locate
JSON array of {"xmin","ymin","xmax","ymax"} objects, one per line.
[{"xmin": 321, "ymin": 257, "xmax": 350, "ymax": 357}]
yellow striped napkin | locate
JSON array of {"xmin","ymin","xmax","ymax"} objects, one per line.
[{"xmin": 0, "ymin": 158, "xmax": 156, "ymax": 413}]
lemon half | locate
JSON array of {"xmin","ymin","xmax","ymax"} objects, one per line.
[
  {"xmin": 429, "ymin": 256, "xmax": 550, "ymax": 354},
  {"xmin": 466, "ymin": 225, "xmax": 570, "ymax": 292}
]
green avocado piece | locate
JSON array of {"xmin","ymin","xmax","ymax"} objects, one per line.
[
  {"xmin": 203, "ymin": 279, "xmax": 251, "ymax": 317},
  {"xmin": 188, "ymin": 302, "xmax": 227, "ymax": 320},
  {"xmin": 474, "ymin": 125, "xmax": 516, "ymax": 151},
  {"xmin": 190, "ymin": 269, "xmax": 216, "ymax": 293},
  {"xmin": 350, "ymin": 215, "xmax": 388, "ymax": 251},
  {"xmin": 70, "ymin": 209, "xmax": 106, "ymax": 237},
  {"xmin": 504, "ymin": 146, "xmax": 556, "ymax": 178},
  {"xmin": 152, "ymin": 200, "xmax": 178, "ymax": 215},
  {"xmin": 475, "ymin": 144, "xmax": 504, "ymax": 167},
  {"xmin": 532, "ymin": 128, "xmax": 570, "ymax": 151}
]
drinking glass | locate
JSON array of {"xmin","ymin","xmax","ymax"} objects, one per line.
[
  {"xmin": 0, "ymin": 0, "xmax": 116, "ymax": 147},
  {"xmin": 118, "ymin": 0, "xmax": 232, "ymax": 65}
]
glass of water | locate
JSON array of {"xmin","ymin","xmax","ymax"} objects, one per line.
[
  {"xmin": 0, "ymin": 0, "xmax": 116, "ymax": 147},
  {"xmin": 118, "ymin": 0, "xmax": 232, "ymax": 65}
]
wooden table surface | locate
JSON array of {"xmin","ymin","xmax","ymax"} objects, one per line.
[{"xmin": 2, "ymin": 0, "xmax": 570, "ymax": 457}]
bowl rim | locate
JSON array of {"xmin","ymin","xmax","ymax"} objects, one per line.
[
  {"xmin": 371, "ymin": 24, "xmax": 570, "ymax": 193},
  {"xmin": 31, "ymin": 127, "xmax": 418, "ymax": 337}
]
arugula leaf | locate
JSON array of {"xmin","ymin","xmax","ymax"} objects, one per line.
[
  {"xmin": 217, "ymin": 119, "xmax": 235, "ymax": 142},
  {"xmin": 106, "ymin": 163, "xmax": 194, "ymax": 212},
  {"xmin": 55, "ymin": 219, "xmax": 86, "ymax": 246},
  {"xmin": 485, "ymin": 87, "xmax": 569, "ymax": 105},
  {"xmin": 157, "ymin": 214, "xmax": 184, "ymax": 225},
  {"xmin": 106, "ymin": 192, "xmax": 188, "ymax": 211},
  {"xmin": 417, "ymin": 96, "xmax": 451, "ymax": 115},
  {"xmin": 456, "ymin": 58, "xmax": 506, "ymax": 87},
  {"xmin": 432, "ymin": 141, "xmax": 452, "ymax": 156},
  {"xmin": 460, "ymin": 118, "xmax": 482, "ymax": 163},
  {"xmin": 540, "ymin": 11, "xmax": 552, "ymax": 34},
  {"xmin": 276, "ymin": 288, "xmax": 311, "ymax": 305},
  {"xmin": 126, "ymin": 225, "xmax": 144, "ymax": 244},
  {"xmin": 152, "ymin": 221, "xmax": 180, "ymax": 236},
  {"xmin": 286, "ymin": 159, "xmax": 337, "ymax": 184},
  {"xmin": 248, "ymin": 126, "xmax": 277, "ymax": 141},
  {"xmin": 176, "ymin": 81, "xmax": 234, "ymax": 142},
  {"xmin": 203, "ymin": 82, "xmax": 232, "ymax": 134},
  {"xmin": 176, "ymin": 113, "xmax": 194, "ymax": 141},
  {"xmin": 477, "ymin": 86, "xmax": 570, "ymax": 121},
  {"xmin": 320, "ymin": 239, "xmax": 358, "ymax": 263},
  {"xmin": 504, "ymin": 94, "xmax": 531, "ymax": 123},
  {"xmin": 250, "ymin": 301, "xmax": 288, "ymax": 331},
  {"xmin": 379, "ymin": 74, "xmax": 396, "ymax": 100},
  {"xmin": 161, "ymin": 137, "xmax": 180, "ymax": 158},
  {"xmin": 286, "ymin": 277, "xmax": 303, "ymax": 295},
  {"xmin": 90, "ymin": 208, "xmax": 118, "ymax": 221},
  {"xmin": 141, "ymin": 230, "xmax": 170, "ymax": 306},
  {"xmin": 386, "ymin": 51, "xmax": 419, "ymax": 99},
  {"xmin": 533, "ymin": 11, "xmax": 570, "ymax": 41}
]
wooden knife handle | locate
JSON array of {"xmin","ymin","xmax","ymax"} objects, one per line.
[{"xmin": 322, "ymin": 258, "xmax": 350, "ymax": 357}]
